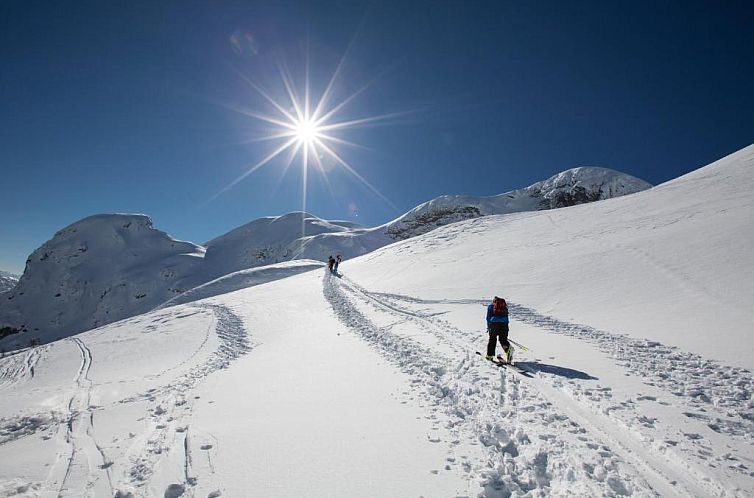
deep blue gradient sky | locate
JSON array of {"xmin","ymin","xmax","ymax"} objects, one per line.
[{"xmin": 2, "ymin": 1, "xmax": 753, "ymax": 273}]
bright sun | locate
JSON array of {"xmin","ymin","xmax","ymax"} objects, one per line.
[
  {"xmin": 294, "ymin": 118, "xmax": 320, "ymax": 144},
  {"xmin": 207, "ymin": 58, "xmax": 407, "ymax": 217}
]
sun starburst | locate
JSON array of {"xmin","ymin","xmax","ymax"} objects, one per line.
[
  {"xmin": 207, "ymin": 57, "xmax": 407, "ymax": 227},
  {"xmin": 293, "ymin": 117, "xmax": 321, "ymax": 145}
]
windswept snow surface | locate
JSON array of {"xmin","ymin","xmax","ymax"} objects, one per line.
[{"xmin": 0, "ymin": 150, "xmax": 750, "ymax": 497}]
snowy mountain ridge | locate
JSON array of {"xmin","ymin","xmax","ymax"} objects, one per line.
[
  {"xmin": 0, "ymin": 271, "xmax": 18, "ymax": 294},
  {"xmin": 201, "ymin": 212, "xmax": 365, "ymax": 278},
  {"xmin": 0, "ymin": 166, "xmax": 649, "ymax": 347},
  {"xmin": 382, "ymin": 166, "xmax": 651, "ymax": 240},
  {"xmin": 0, "ymin": 214, "xmax": 206, "ymax": 343}
]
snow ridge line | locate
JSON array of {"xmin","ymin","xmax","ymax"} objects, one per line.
[
  {"xmin": 115, "ymin": 303, "xmax": 249, "ymax": 497},
  {"xmin": 324, "ymin": 274, "xmax": 660, "ymax": 497},
  {"xmin": 370, "ymin": 292, "xmax": 753, "ymax": 441}
]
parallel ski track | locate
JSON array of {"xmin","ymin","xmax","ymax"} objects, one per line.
[
  {"xmin": 115, "ymin": 302, "xmax": 249, "ymax": 498},
  {"xmin": 43, "ymin": 337, "xmax": 113, "ymax": 497},
  {"xmin": 368, "ymin": 291, "xmax": 753, "ymax": 441},
  {"xmin": 332, "ymin": 276, "xmax": 745, "ymax": 497},
  {"xmin": 325, "ymin": 274, "xmax": 676, "ymax": 497},
  {"xmin": 0, "ymin": 345, "xmax": 46, "ymax": 390}
]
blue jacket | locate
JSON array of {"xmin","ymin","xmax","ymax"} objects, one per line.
[{"xmin": 486, "ymin": 304, "xmax": 509, "ymax": 324}]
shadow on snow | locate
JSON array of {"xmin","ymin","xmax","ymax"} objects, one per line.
[{"xmin": 517, "ymin": 362, "xmax": 598, "ymax": 380}]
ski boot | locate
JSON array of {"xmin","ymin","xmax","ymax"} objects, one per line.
[{"xmin": 505, "ymin": 346, "xmax": 514, "ymax": 364}]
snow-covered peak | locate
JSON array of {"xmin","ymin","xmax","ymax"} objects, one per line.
[
  {"xmin": 0, "ymin": 271, "xmax": 19, "ymax": 294},
  {"xmin": 382, "ymin": 167, "xmax": 652, "ymax": 240},
  {"xmin": 0, "ymin": 214, "xmax": 206, "ymax": 346},
  {"xmin": 529, "ymin": 166, "xmax": 653, "ymax": 208},
  {"xmin": 38, "ymin": 213, "xmax": 204, "ymax": 261}
]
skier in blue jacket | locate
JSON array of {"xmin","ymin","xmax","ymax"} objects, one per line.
[{"xmin": 486, "ymin": 296, "xmax": 512, "ymax": 362}]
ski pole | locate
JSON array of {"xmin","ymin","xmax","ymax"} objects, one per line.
[{"xmin": 508, "ymin": 338, "xmax": 530, "ymax": 352}]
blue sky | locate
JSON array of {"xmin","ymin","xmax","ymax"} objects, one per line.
[{"xmin": 1, "ymin": 0, "xmax": 753, "ymax": 274}]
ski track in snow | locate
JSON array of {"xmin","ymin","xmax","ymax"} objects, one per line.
[
  {"xmin": 368, "ymin": 290, "xmax": 753, "ymax": 495},
  {"xmin": 0, "ymin": 345, "xmax": 47, "ymax": 390},
  {"xmin": 39, "ymin": 337, "xmax": 114, "ymax": 497},
  {"xmin": 0, "ymin": 348, "xmax": 57, "ymax": 462},
  {"xmin": 114, "ymin": 302, "xmax": 250, "ymax": 498},
  {"xmin": 325, "ymin": 274, "xmax": 664, "ymax": 497},
  {"xmin": 325, "ymin": 274, "xmax": 749, "ymax": 497},
  {"xmin": 65, "ymin": 338, "xmax": 112, "ymax": 495},
  {"xmin": 369, "ymin": 291, "xmax": 753, "ymax": 442},
  {"xmin": 0, "ymin": 303, "xmax": 249, "ymax": 498}
]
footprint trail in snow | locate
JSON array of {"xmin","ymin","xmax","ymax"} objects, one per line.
[{"xmin": 324, "ymin": 273, "xmax": 752, "ymax": 497}]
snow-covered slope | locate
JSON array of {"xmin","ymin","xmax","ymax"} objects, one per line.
[
  {"xmin": 202, "ymin": 212, "xmax": 363, "ymax": 278},
  {"xmin": 0, "ymin": 146, "xmax": 751, "ymax": 497},
  {"xmin": 284, "ymin": 167, "xmax": 652, "ymax": 262},
  {"xmin": 157, "ymin": 259, "xmax": 324, "ymax": 309},
  {"xmin": 0, "ymin": 271, "xmax": 18, "ymax": 293},
  {"xmin": 347, "ymin": 146, "xmax": 754, "ymax": 366},
  {"xmin": 0, "ymin": 168, "xmax": 648, "ymax": 345}
]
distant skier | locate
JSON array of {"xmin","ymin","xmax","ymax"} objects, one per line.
[
  {"xmin": 327, "ymin": 255, "xmax": 335, "ymax": 273},
  {"xmin": 486, "ymin": 296, "xmax": 512, "ymax": 363},
  {"xmin": 334, "ymin": 254, "xmax": 342, "ymax": 273}
]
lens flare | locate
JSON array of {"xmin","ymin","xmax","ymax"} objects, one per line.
[{"xmin": 208, "ymin": 58, "xmax": 407, "ymax": 219}]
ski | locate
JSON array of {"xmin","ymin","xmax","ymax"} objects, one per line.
[
  {"xmin": 475, "ymin": 351, "xmax": 505, "ymax": 365},
  {"xmin": 497, "ymin": 354, "xmax": 534, "ymax": 377},
  {"xmin": 475, "ymin": 351, "xmax": 533, "ymax": 377}
]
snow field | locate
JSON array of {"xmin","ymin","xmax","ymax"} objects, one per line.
[
  {"xmin": 0, "ymin": 301, "xmax": 249, "ymax": 497},
  {"xmin": 0, "ymin": 261, "xmax": 751, "ymax": 496}
]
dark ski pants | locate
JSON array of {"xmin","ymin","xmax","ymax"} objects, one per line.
[{"xmin": 487, "ymin": 322, "xmax": 510, "ymax": 357}]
